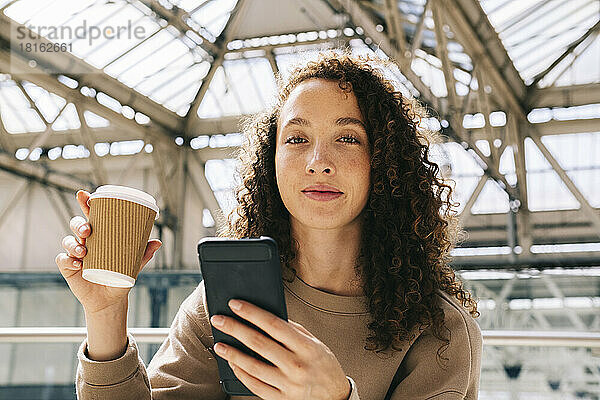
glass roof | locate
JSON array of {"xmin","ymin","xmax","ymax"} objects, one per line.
[
  {"xmin": 197, "ymin": 55, "xmax": 277, "ymax": 118},
  {"xmin": 1, "ymin": 0, "xmax": 598, "ymax": 217},
  {"xmin": 480, "ymin": 0, "xmax": 600, "ymax": 87},
  {"xmin": 2, "ymin": 0, "xmax": 238, "ymax": 116}
]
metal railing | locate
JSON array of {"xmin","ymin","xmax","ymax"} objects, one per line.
[{"xmin": 1, "ymin": 328, "xmax": 599, "ymax": 349}]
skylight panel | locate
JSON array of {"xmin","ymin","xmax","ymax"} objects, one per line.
[
  {"xmin": 83, "ymin": 10, "xmax": 160, "ymax": 69},
  {"xmin": 205, "ymin": 158, "xmax": 239, "ymax": 218},
  {"xmin": 554, "ymin": 34, "xmax": 600, "ymax": 86},
  {"xmin": 197, "ymin": 90, "xmax": 222, "ymax": 118},
  {"xmin": 176, "ymin": 0, "xmax": 210, "ymax": 11},
  {"xmin": 104, "ymin": 27, "xmax": 184, "ymax": 87},
  {"xmin": 444, "ymin": 142, "xmax": 485, "ymax": 176},
  {"xmin": 0, "ymin": 80, "xmax": 46, "ymax": 133},
  {"xmin": 481, "ymin": 0, "xmax": 600, "ymax": 85},
  {"xmin": 83, "ymin": 110, "xmax": 110, "ymax": 128},
  {"xmin": 48, "ymin": 2, "xmax": 132, "ymax": 60},
  {"xmin": 449, "ymin": 176, "xmax": 481, "ymax": 214},
  {"xmin": 499, "ymin": 145, "xmax": 516, "ymax": 175},
  {"xmin": 3, "ymin": 0, "xmax": 82, "ymax": 24},
  {"xmin": 197, "ymin": 66, "xmax": 242, "ymax": 117},
  {"xmin": 146, "ymin": 58, "xmax": 209, "ymax": 106},
  {"xmin": 273, "ymin": 48, "xmax": 332, "ymax": 81},
  {"xmin": 21, "ymin": 81, "xmax": 67, "ymax": 123},
  {"xmin": 225, "ymin": 58, "xmax": 274, "ymax": 113},
  {"xmin": 537, "ymin": 133, "xmax": 600, "ymax": 207},
  {"xmin": 542, "ymin": 132, "xmax": 600, "ymax": 170},
  {"xmin": 161, "ymin": 79, "xmax": 202, "ymax": 116},
  {"xmin": 471, "ymin": 179, "xmax": 509, "ymax": 214},
  {"xmin": 188, "ymin": 0, "xmax": 238, "ymax": 39},
  {"xmin": 410, "ymin": 56, "xmax": 447, "ymax": 97},
  {"xmin": 51, "ymin": 103, "xmax": 80, "ymax": 131},
  {"xmin": 245, "ymin": 57, "xmax": 277, "ymax": 107}
]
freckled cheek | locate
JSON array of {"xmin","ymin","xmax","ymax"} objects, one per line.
[
  {"xmin": 344, "ymin": 155, "xmax": 371, "ymax": 200},
  {"xmin": 276, "ymin": 152, "xmax": 303, "ymax": 174},
  {"xmin": 275, "ymin": 153, "xmax": 299, "ymax": 195}
]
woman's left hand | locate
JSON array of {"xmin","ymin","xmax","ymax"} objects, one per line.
[{"xmin": 210, "ymin": 299, "xmax": 351, "ymax": 400}]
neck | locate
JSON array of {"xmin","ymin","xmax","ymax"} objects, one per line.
[{"xmin": 289, "ymin": 216, "xmax": 364, "ymax": 297}]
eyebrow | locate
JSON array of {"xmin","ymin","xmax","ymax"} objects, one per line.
[{"xmin": 283, "ymin": 117, "xmax": 366, "ymax": 130}]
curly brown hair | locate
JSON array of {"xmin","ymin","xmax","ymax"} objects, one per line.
[{"xmin": 216, "ymin": 49, "xmax": 479, "ymax": 365}]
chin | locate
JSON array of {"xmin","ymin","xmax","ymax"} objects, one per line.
[{"xmin": 294, "ymin": 212, "xmax": 353, "ymax": 228}]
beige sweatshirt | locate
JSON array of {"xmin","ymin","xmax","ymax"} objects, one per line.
[{"xmin": 76, "ymin": 274, "xmax": 482, "ymax": 399}]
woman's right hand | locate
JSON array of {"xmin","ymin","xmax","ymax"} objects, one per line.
[{"xmin": 55, "ymin": 190, "xmax": 162, "ymax": 316}]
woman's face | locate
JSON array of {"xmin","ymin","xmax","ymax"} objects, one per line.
[{"xmin": 275, "ymin": 78, "xmax": 371, "ymax": 230}]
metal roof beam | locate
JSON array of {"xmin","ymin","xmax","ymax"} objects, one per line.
[
  {"xmin": 137, "ymin": 0, "xmax": 220, "ymax": 56},
  {"xmin": 0, "ymin": 13, "xmax": 182, "ymax": 135},
  {"xmin": 452, "ymin": 0, "xmax": 526, "ymax": 101},
  {"xmin": 184, "ymin": 0, "xmax": 248, "ymax": 136},
  {"xmin": 528, "ymin": 20, "xmax": 600, "ymax": 89},
  {"xmin": 529, "ymin": 83, "xmax": 600, "ymax": 109},
  {"xmin": 0, "ymin": 149, "xmax": 94, "ymax": 193},
  {"xmin": 440, "ymin": 0, "xmax": 600, "ymax": 238},
  {"xmin": 451, "ymin": 253, "xmax": 600, "ymax": 270},
  {"xmin": 2, "ymin": 146, "xmax": 232, "ymax": 173},
  {"xmin": 0, "ymin": 49, "xmax": 177, "ymax": 151}
]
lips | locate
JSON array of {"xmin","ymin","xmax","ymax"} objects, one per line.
[
  {"xmin": 302, "ymin": 191, "xmax": 343, "ymax": 201},
  {"xmin": 301, "ymin": 184, "xmax": 343, "ymax": 193}
]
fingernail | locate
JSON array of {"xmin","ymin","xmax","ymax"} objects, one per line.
[
  {"xmin": 229, "ymin": 300, "xmax": 242, "ymax": 311},
  {"xmin": 214, "ymin": 342, "xmax": 227, "ymax": 354},
  {"xmin": 211, "ymin": 315, "xmax": 224, "ymax": 326},
  {"xmin": 73, "ymin": 260, "xmax": 81, "ymax": 267},
  {"xmin": 78, "ymin": 225, "xmax": 87, "ymax": 234},
  {"xmin": 76, "ymin": 246, "xmax": 84, "ymax": 254}
]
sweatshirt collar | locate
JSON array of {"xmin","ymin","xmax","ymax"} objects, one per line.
[{"xmin": 283, "ymin": 273, "xmax": 369, "ymax": 315}]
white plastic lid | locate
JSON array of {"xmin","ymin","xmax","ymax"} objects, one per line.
[
  {"xmin": 82, "ymin": 269, "xmax": 136, "ymax": 288},
  {"xmin": 87, "ymin": 185, "xmax": 159, "ymax": 220}
]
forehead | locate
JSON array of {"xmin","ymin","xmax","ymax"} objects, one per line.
[{"xmin": 279, "ymin": 79, "xmax": 362, "ymax": 122}]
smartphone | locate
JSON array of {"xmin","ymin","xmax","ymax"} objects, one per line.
[{"xmin": 197, "ymin": 236, "xmax": 288, "ymax": 396}]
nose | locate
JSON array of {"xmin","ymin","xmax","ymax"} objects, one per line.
[
  {"xmin": 306, "ymin": 151, "xmax": 334, "ymax": 175},
  {"xmin": 307, "ymin": 165, "xmax": 332, "ymax": 174}
]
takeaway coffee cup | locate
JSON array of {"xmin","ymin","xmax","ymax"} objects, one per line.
[{"xmin": 81, "ymin": 185, "xmax": 159, "ymax": 288}]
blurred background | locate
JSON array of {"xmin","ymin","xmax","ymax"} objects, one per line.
[{"xmin": 0, "ymin": 0, "xmax": 599, "ymax": 398}]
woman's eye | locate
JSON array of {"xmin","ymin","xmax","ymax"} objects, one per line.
[
  {"xmin": 285, "ymin": 136, "xmax": 306, "ymax": 144},
  {"xmin": 285, "ymin": 135, "xmax": 359, "ymax": 144},
  {"xmin": 339, "ymin": 135, "xmax": 359, "ymax": 144}
]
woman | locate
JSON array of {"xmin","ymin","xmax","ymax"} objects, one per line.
[{"xmin": 57, "ymin": 50, "xmax": 481, "ymax": 400}]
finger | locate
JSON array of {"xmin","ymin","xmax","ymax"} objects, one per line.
[
  {"xmin": 226, "ymin": 300, "xmax": 311, "ymax": 352},
  {"xmin": 69, "ymin": 216, "xmax": 90, "ymax": 245},
  {"xmin": 55, "ymin": 252, "xmax": 84, "ymax": 280},
  {"xmin": 75, "ymin": 190, "xmax": 91, "ymax": 219},
  {"xmin": 62, "ymin": 235, "xmax": 87, "ymax": 259},
  {"xmin": 228, "ymin": 360, "xmax": 281, "ymax": 400},
  {"xmin": 213, "ymin": 344, "xmax": 283, "ymax": 395},
  {"xmin": 211, "ymin": 313, "xmax": 293, "ymax": 372},
  {"xmin": 140, "ymin": 240, "xmax": 162, "ymax": 269}
]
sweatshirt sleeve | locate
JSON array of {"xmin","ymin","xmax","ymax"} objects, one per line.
[
  {"xmin": 76, "ymin": 283, "xmax": 227, "ymax": 400},
  {"xmin": 76, "ymin": 332, "xmax": 151, "ymax": 400},
  {"xmin": 390, "ymin": 302, "xmax": 483, "ymax": 400},
  {"xmin": 346, "ymin": 376, "xmax": 360, "ymax": 400}
]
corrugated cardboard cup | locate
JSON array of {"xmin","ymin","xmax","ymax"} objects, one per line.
[{"xmin": 82, "ymin": 185, "xmax": 159, "ymax": 288}]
